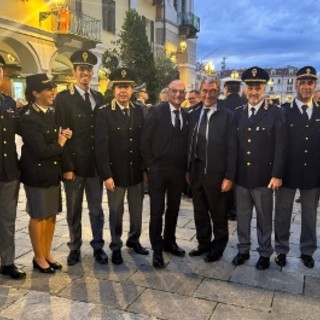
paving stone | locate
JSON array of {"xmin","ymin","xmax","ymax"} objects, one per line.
[
  {"xmin": 85, "ymin": 306, "xmax": 155, "ymax": 320},
  {"xmin": 272, "ymin": 292, "xmax": 320, "ymax": 319},
  {"xmin": 211, "ymin": 304, "xmax": 273, "ymax": 320},
  {"xmin": 128, "ymin": 288, "xmax": 216, "ymax": 320},
  {"xmin": 195, "ymin": 278, "xmax": 273, "ymax": 310},
  {"xmin": 0, "ymin": 286, "xmax": 27, "ymax": 311},
  {"xmin": 304, "ymin": 275, "xmax": 320, "ymax": 297},
  {"xmin": 1, "ymin": 271, "xmax": 80, "ymax": 294},
  {"xmin": 281, "ymin": 256, "xmax": 320, "ymax": 278},
  {"xmin": 128, "ymin": 266, "xmax": 202, "ymax": 295},
  {"xmin": 59, "ymin": 277, "xmax": 144, "ymax": 310},
  {"xmin": 230, "ymin": 265, "xmax": 303, "ymax": 293},
  {"xmin": 167, "ymin": 257, "xmax": 235, "ymax": 281},
  {"xmin": 0, "ymin": 291, "xmax": 94, "ymax": 320}
]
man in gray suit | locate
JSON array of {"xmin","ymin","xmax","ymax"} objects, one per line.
[{"xmin": 0, "ymin": 54, "xmax": 26, "ymax": 279}]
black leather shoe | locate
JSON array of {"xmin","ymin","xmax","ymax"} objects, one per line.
[
  {"xmin": 152, "ymin": 251, "xmax": 165, "ymax": 269},
  {"xmin": 232, "ymin": 252, "xmax": 250, "ymax": 266},
  {"xmin": 46, "ymin": 260, "xmax": 63, "ymax": 270},
  {"xmin": 163, "ymin": 243, "xmax": 185, "ymax": 257},
  {"xmin": 204, "ymin": 251, "xmax": 223, "ymax": 263},
  {"xmin": 33, "ymin": 259, "xmax": 55, "ymax": 274},
  {"xmin": 300, "ymin": 254, "xmax": 314, "ymax": 268},
  {"xmin": 256, "ymin": 256, "xmax": 270, "ymax": 270},
  {"xmin": 0, "ymin": 264, "xmax": 26, "ymax": 280},
  {"xmin": 189, "ymin": 247, "xmax": 209, "ymax": 257},
  {"xmin": 275, "ymin": 254, "xmax": 286, "ymax": 267},
  {"xmin": 111, "ymin": 250, "xmax": 123, "ymax": 265},
  {"xmin": 94, "ymin": 249, "xmax": 108, "ymax": 264},
  {"xmin": 126, "ymin": 241, "xmax": 149, "ymax": 255},
  {"xmin": 67, "ymin": 250, "xmax": 81, "ymax": 266}
]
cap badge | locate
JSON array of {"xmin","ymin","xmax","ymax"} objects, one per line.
[
  {"xmin": 82, "ymin": 52, "xmax": 88, "ymax": 62},
  {"xmin": 306, "ymin": 68, "xmax": 311, "ymax": 74},
  {"xmin": 121, "ymin": 69, "xmax": 127, "ymax": 78},
  {"xmin": 252, "ymin": 68, "xmax": 257, "ymax": 77}
]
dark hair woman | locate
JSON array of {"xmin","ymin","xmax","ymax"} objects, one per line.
[{"xmin": 19, "ymin": 74, "xmax": 72, "ymax": 273}]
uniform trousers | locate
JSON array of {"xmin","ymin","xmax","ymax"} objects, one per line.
[
  {"xmin": 191, "ymin": 160, "xmax": 228, "ymax": 253},
  {"xmin": 275, "ymin": 187, "xmax": 319, "ymax": 256},
  {"xmin": 64, "ymin": 175, "xmax": 104, "ymax": 251},
  {"xmin": 107, "ymin": 182, "xmax": 144, "ymax": 251},
  {"xmin": 0, "ymin": 179, "xmax": 19, "ymax": 266},
  {"xmin": 148, "ymin": 164, "xmax": 185, "ymax": 251},
  {"xmin": 235, "ymin": 185, "xmax": 273, "ymax": 257}
]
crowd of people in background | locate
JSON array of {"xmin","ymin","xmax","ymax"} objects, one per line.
[{"xmin": 0, "ymin": 49, "xmax": 319, "ymax": 280}]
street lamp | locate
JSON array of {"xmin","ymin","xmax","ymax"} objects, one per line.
[{"xmin": 204, "ymin": 61, "xmax": 214, "ymax": 74}]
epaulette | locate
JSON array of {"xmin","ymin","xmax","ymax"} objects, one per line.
[
  {"xmin": 235, "ymin": 104, "xmax": 246, "ymax": 111},
  {"xmin": 68, "ymin": 83, "xmax": 75, "ymax": 95},
  {"xmin": 31, "ymin": 103, "xmax": 41, "ymax": 113},
  {"xmin": 98, "ymin": 104, "xmax": 107, "ymax": 110}
]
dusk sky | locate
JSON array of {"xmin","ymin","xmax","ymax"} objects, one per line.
[{"xmin": 194, "ymin": 0, "xmax": 320, "ymax": 71}]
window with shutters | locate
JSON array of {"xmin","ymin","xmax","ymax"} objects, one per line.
[{"xmin": 102, "ymin": 0, "xmax": 116, "ymax": 33}]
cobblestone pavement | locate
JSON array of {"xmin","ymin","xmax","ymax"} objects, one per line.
[{"xmin": 0, "ymin": 187, "xmax": 320, "ymax": 320}]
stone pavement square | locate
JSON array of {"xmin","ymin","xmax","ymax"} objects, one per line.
[{"xmin": 0, "ymin": 189, "xmax": 319, "ymax": 319}]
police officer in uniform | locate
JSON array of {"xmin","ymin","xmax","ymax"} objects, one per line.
[
  {"xmin": 0, "ymin": 54, "xmax": 26, "ymax": 279},
  {"xmin": 55, "ymin": 50, "xmax": 107, "ymax": 266},
  {"xmin": 232, "ymin": 66, "xmax": 286, "ymax": 270},
  {"xmin": 95, "ymin": 68, "xmax": 148, "ymax": 265},
  {"xmin": 274, "ymin": 66, "xmax": 320, "ymax": 268}
]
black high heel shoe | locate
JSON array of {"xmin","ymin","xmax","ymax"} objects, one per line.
[
  {"xmin": 32, "ymin": 259, "xmax": 55, "ymax": 274},
  {"xmin": 46, "ymin": 260, "xmax": 62, "ymax": 270}
]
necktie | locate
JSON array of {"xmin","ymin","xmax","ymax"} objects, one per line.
[
  {"xmin": 123, "ymin": 108, "xmax": 130, "ymax": 123},
  {"xmin": 248, "ymin": 107, "xmax": 256, "ymax": 124},
  {"xmin": 84, "ymin": 91, "xmax": 92, "ymax": 110},
  {"xmin": 196, "ymin": 108, "xmax": 210, "ymax": 160},
  {"xmin": 173, "ymin": 110, "xmax": 181, "ymax": 130},
  {"xmin": 301, "ymin": 105, "xmax": 309, "ymax": 122}
]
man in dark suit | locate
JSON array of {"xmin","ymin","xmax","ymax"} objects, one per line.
[
  {"xmin": 141, "ymin": 80, "xmax": 188, "ymax": 268},
  {"xmin": 232, "ymin": 66, "xmax": 286, "ymax": 270},
  {"xmin": 95, "ymin": 68, "xmax": 148, "ymax": 265},
  {"xmin": 187, "ymin": 78, "xmax": 237, "ymax": 262},
  {"xmin": 0, "ymin": 54, "xmax": 26, "ymax": 280},
  {"xmin": 55, "ymin": 50, "xmax": 107, "ymax": 266},
  {"xmin": 275, "ymin": 66, "xmax": 320, "ymax": 268}
]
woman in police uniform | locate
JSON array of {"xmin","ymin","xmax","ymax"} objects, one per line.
[{"xmin": 19, "ymin": 74, "xmax": 72, "ymax": 273}]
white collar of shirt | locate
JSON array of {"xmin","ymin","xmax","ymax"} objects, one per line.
[
  {"xmin": 35, "ymin": 104, "xmax": 49, "ymax": 113},
  {"xmin": 116, "ymin": 100, "xmax": 130, "ymax": 111},
  {"xmin": 201, "ymin": 103, "xmax": 217, "ymax": 119},
  {"xmin": 248, "ymin": 99, "xmax": 264, "ymax": 117},
  {"xmin": 295, "ymin": 98, "xmax": 313, "ymax": 117}
]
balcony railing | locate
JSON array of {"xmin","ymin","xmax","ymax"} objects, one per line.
[
  {"xmin": 39, "ymin": 8, "xmax": 101, "ymax": 42},
  {"xmin": 177, "ymin": 11, "xmax": 200, "ymax": 32}
]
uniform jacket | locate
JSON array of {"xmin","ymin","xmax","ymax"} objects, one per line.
[
  {"xmin": 19, "ymin": 104, "xmax": 68, "ymax": 188},
  {"xmin": 95, "ymin": 101, "xmax": 144, "ymax": 187},
  {"xmin": 54, "ymin": 86, "xmax": 103, "ymax": 177},
  {"xmin": 0, "ymin": 93, "xmax": 19, "ymax": 181},
  {"xmin": 234, "ymin": 101, "xmax": 286, "ymax": 188},
  {"xmin": 282, "ymin": 100, "xmax": 320, "ymax": 189},
  {"xmin": 140, "ymin": 102, "xmax": 188, "ymax": 170},
  {"xmin": 188, "ymin": 101, "xmax": 237, "ymax": 182},
  {"xmin": 223, "ymin": 94, "xmax": 246, "ymax": 112}
]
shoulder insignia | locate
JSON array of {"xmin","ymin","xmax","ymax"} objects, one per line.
[
  {"xmin": 98, "ymin": 104, "xmax": 107, "ymax": 110},
  {"xmin": 111, "ymin": 98, "xmax": 117, "ymax": 111},
  {"xmin": 31, "ymin": 103, "xmax": 41, "ymax": 113},
  {"xmin": 68, "ymin": 83, "xmax": 75, "ymax": 95}
]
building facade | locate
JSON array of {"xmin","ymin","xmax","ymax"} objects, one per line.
[{"xmin": 0, "ymin": 0, "xmax": 200, "ymax": 99}]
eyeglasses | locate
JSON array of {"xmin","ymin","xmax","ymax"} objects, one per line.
[{"xmin": 169, "ymin": 88, "xmax": 186, "ymax": 95}]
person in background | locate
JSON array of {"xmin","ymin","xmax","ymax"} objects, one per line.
[
  {"xmin": 187, "ymin": 90, "xmax": 202, "ymax": 113},
  {"xmin": 274, "ymin": 66, "xmax": 320, "ymax": 268},
  {"xmin": 55, "ymin": 50, "xmax": 107, "ymax": 266},
  {"xmin": 20, "ymin": 73, "xmax": 72, "ymax": 273},
  {"xmin": 0, "ymin": 54, "xmax": 26, "ymax": 280},
  {"xmin": 135, "ymin": 85, "xmax": 150, "ymax": 118},
  {"xmin": 141, "ymin": 80, "xmax": 188, "ymax": 269},
  {"xmin": 158, "ymin": 87, "xmax": 169, "ymax": 103},
  {"xmin": 187, "ymin": 78, "xmax": 237, "ymax": 262},
  {"xmin": 232, "ymin": 66, "xmax": 286, "ymax": 270},
  {"xmin": 223, "ymin": 77, "xmax": 246, "ymax": 112},
  {"xmin": 313, "ymin": 90, "xmax": 320, "ymax": 104},
  {"xmin": 95, "ymin": 68, "xmax": 148, "ymax": 265}
]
